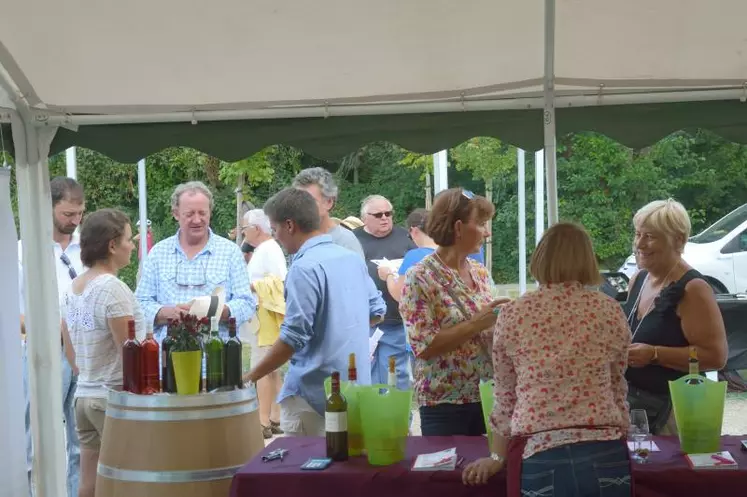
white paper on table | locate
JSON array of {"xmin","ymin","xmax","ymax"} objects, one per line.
[
  {"xmin": 369, "ymin": 327, "xmax": 384, "ymax": 362},
  {"xmin": 371, "ymin": 258, "xmax": 403, "ymax": 273},
  {"xmin": 627, "ymin": 440, "xmax": 660, "ymax": 452}
]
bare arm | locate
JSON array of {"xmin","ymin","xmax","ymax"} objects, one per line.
[
  {"xmin": 108, "ymin": 316, "xmax": 132, "ymax": 347},
  {"xmin": 418, "ymin": 314, "xmax": 498, "ymax": 360},
  {"xmin": 655, "ymin": 279, "xmax": 727, "ymax": 371},
  {"xmin": 61, "ymin": 320, "xmax": 77, "ymax": 374},
  {"xmin": 385, "ymin": 274, "xmax": 406, "ymax": 303}
]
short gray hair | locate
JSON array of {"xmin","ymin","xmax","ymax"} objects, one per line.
[
  {"xmin": 243, "ymin": 209, "xmax": 271, "ymax": 234},
  {"xmin": 360, "ymin": 194, "xmax": 392, "ymax": 218},
  {"xmin": 171, "ymin": 181, "xmax": 214, "ymax": 211},
  {"xmin": 292, "ymin": 167, "xmax": 339, "ymax": 199},
  {"xmin": 264, "ymin": 188, "xmax": 320, "ymax": 234}
]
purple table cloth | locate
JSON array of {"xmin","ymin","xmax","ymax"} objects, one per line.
[{"xmin": 230, "ymin": 436, "xmax": 747, "ymax": 497}]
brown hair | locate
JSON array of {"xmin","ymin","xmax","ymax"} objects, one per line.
[
  {"xmin": 530, "ymin": 222, "xmax": 601, "ymax": 285},
  {"xmin": 80, "ymin": 208, "xmax": 131, "ymax": 267},
  {"xmin": 425, "ymin": 188, "xmax": 494, "ymax": 246},
  {"xmin": 406, "ymin": 208, "xmax": 429, "ymax": 230}
]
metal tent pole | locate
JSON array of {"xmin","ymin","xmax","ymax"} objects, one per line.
[
  {"xmin": 517, "ymin": 149, "xmax": 527, "ymax": 295},
  {"xmin": 10, "ymin": 109, "xmax": 67, "ymax": 497},
  {"xmin": 535, "ymin": 149, "xmax": 545, "ymax": 245},
  {"xmin": 65, "ymin": 147, "xmax": 77, "ymax": 179},
  {"xmin": 432, "ymin": 150, "xmax": 448, "ymax": 194},
  {"xmin": 543, "ymin": 0, "xmax": 559, "ymax": 226},
  {"xmin": 137, "ymin": 158, "xmax": 148, "ymax": 262},
  {"xmin": 0, "ymin": 161, "xmax": 30, "ymax": 497}
]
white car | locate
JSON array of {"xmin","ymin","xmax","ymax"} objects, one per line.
[{"xmin": 619, "ymin": 204, "xmax": 747, "ymax": 294}]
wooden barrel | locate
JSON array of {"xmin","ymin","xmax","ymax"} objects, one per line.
[{"xmin": 96, "ymin": 388, "xmax": 264, "ymax": 497}]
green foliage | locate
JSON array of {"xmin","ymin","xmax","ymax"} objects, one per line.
[{"xmin": 9, "ymin": 129, "xmax": 747, "ymax": 288}]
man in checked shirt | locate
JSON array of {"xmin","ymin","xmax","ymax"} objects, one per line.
[
  {"xmin": 135, "ymin": 181, "xmax": 255, "ymax": 347},
  {"xmin": 18, "ymin": 176, "xmax": 85, "ymax": 497}
]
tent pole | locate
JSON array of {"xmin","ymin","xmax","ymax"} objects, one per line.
[
  {"xmin": 137, "ymin": 158, "xmax": 148, "ymax": 266},
  {"xmin": 65, "ymin": 147, "xmax": 76, "ymax": 179},
  {"xmin": 534, "ymin": 149, "xmax": 545, "ymax": 246},
  {"xmin": 0, "ymin": 162, "xmax": 30, "ymax": 497},
  {"xmin": 10, "ymin": 109, "xmax": 67, "ymax": 497},
  {"xmin": 543, "ymin": 0, "xmax": 559, "ymax": 226},
  {"xmin": 432, "ymin": 150, "xmax": 448, "ymax": 194},
  {"xmin": 517, "ymin": 149, "xmax": 527, "ymax": 295}
]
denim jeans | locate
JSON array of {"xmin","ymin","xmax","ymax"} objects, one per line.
[
  {"xmin": 369, "ymin": 322, "xmax": 412, "ymax": 390},
  {"xmin": 419, "ymin": 402, "xmax": 485, "ymax": 436},
  {"xmin": 521, "ymin": 440, "xmax": 631, "ymax": 497},
  {"xmin": 22, "ymin": 342, "xmax": 80, "ymax": 497}
]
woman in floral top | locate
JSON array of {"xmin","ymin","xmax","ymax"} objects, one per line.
[
  {"xmin": 463, "ymin": 223, "xmax": 632, "ymax": 497},
  {"xmin": 400, "ymin": 188, "xmax": 508, "ymax": 436}
]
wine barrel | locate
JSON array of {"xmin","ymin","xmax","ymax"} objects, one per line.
[{"xmin": 96, "ymin": 388, "xmax": 263, "ymax": 497}]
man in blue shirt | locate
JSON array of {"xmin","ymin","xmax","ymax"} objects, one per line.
[{"xmin": 246, "ymin": 188, "xmax": 387, "ymax": 437}]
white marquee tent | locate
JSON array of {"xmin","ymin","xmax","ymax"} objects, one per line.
[{"xmin": 2, "ymin": 1, "xmax": 747, "ymax": 495}]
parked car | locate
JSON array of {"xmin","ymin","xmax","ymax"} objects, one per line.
[{"xmin": 619, "ymin": 203, "xmax": 747, "ymax": 294}]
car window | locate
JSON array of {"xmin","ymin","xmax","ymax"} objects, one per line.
[{"xmin": 691, "ymin": 204, "xmax": 747, "ymax": 244}]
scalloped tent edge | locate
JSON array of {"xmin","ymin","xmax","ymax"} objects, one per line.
[{"xmin": 6, "ymin": 100, "xmax": 747, "ymax": 164}]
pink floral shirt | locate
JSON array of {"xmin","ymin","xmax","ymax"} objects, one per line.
[
  {"xmin": 490, "ymin": 282, "xmax": 630, "ymax": 459},
  {"xmin": 400, "ymin": 254, "xmax": 494, "ymax": 407}
]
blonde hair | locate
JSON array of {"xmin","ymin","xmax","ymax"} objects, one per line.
[
  {"xmin": 633, "ymin": 199, "xmax": 691, "ymax": 252},
  {"xmin": 530, "ymin": 222, "xmax": 601, "ymax": 285}
]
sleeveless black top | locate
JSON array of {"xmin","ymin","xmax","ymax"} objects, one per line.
[{"xmin": 623, "ymin": 269, "xmax": 703, "ymax": 394}]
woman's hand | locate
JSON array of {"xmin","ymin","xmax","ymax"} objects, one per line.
[
  {"xmin": 628, "ymin": 343, "xmax": 655, "ymax": 367},
  {"xmin": 377, "ymin": 265, "xmax": 394, "ymax": 281},
  {"xmin": 473, "ymin": 298, "xmax": 511, "ymax": 330},
  {"xmin": 462, "ymin": 457, "xmax": 504, "ymax": 486}
]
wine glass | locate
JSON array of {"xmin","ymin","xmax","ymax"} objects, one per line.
[{"xmin": 629, "ymin": 409, "xmax": 651, "ymax": 464}]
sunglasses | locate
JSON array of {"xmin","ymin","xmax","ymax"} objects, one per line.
[
  {"xmin": 59, "ymin": 253, "xmax": 78, "ymax": 280},
  {"xmin": 369, "ymin": 211, "xmax": 393, "ymax": 219},
  {"xmin": 462, "ymin": 189, "xmax": 475, "ymax": 200}
]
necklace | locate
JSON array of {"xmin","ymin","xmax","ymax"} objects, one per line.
[{"xmin": 627, "ymin": 261, "xmax": 680, "ymax": 340}]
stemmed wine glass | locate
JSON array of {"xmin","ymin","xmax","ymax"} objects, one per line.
[{"xmin": 629, "ymin": 409, "xmax": 651, "ymax": 464}]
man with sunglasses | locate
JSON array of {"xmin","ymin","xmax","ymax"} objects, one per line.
[
  {"xmin": 354, "ymin": 195, "xmax": 417, "ymax": 390},
  {"xmin": 18, "ymin": 176, "xmax": 85, "ymax": 497},
  {"xmin": 135, "ymin": 181, "xmax": 254, "ymax": 346}
]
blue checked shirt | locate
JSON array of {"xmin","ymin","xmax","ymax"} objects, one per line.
[{"xmin": 135, "ymin": 230, "xmax": 255, "ymax": 342}]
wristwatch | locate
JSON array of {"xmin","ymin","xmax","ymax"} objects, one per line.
[
  {"xmin": 490, "ymin": 453, "xmax": 505, "ymax": 464},
  {"xmin": 651, "ymin": 345, "xmax": 660, "ymax": 365}
]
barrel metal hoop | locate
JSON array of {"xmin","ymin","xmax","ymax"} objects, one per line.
[
  {"xmin": 97, "ymin": 463, "xmax": 243, "ymax": 483},
  {"xmin": 106, "ymin": 400, "xmax": 257, "ymax": 422},
  {"xmin": 106, "ymin": 387, "xmax": 257, "ymax": 409}
]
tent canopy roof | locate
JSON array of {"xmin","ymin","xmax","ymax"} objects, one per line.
[{"xmin": 2, "ymin": 0, "xmax": 747, "ymax": 160}]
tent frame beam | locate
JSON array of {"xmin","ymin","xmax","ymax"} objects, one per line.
[{"xmin": 26, "ymin": 87, "xmax": 747, "ymax": 128}]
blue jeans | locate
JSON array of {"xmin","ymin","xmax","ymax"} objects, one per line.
[
  {"xmin": 419, "ymin": 402, "xmax": 485, "ymax": 436},
  {"xmin": 369, "ymin": 322, "xmax": 412, "ymax": 390},
  {"xmin": 521, "ymin": 440, "xmax": 631, "ymax": 497},
  {"xmin": 22, "ymin": 343, "xmax": 80, "ymax": 497}
]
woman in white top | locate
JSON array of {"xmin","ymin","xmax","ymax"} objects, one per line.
[
  {"xmin": 242, "ymin": 209, "xmax": 288, "ymax": 438},
  {"xmin": 61, "ymin": 208, "xmax": 143, "ymax": 497}
]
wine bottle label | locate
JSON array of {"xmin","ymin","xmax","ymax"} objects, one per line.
[{"xmin": 325, "ymin": 412, "xmax": 348, "ymax": 432}]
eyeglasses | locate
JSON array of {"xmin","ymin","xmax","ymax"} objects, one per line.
[
  {"xmin": 175, "ymin": 259, "xmax": 207, "ymax": 288},
  {"xmin": 59, "ymin": 253, "xmax": 78, "ymax": 280},
  {"xmin": 369, "ymin": 211, "xmax": 393, "ymax": 219},
  {"xmin": 462, "ymin": 189, "xmax": 475, "ymax": 200}
]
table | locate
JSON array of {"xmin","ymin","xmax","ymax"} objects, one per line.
[{"xmin": 230, "ymin": 436, "xmax": 747, "ymax": 497}]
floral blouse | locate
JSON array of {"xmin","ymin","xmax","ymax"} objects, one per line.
[
  {"xmin": 490, "ymin": 282, "xmax": 630, "ymax": 459},
  {"xmin": 399, "ymin": 254, "xmax": 494, "ymax": 407}
]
